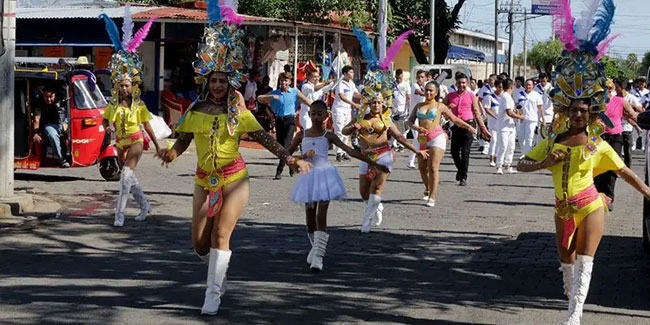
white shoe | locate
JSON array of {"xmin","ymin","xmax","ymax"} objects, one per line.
[
  {"xmin": 361, "ymin": 195, "xmax": 381, "ymax": 233},
  {"xmin": 407, "ymin": 163, "xmax": 416, "ymax": 169},
  {"xmin": 310, "ymin": 231, "xmax": 329, "ymax": 272},
  {"xmin": 113, "ymin": 214, "xmax": 124, "ymax": 227},
  {"xmin": 482, "ymin": 148, "xmax": 489, "ymax": 155},
  {"xmin": 306, "ymin": 231, "xmax": 315, "ymax": 264},
  {"xmin": 506, "ymin": 166, "xmax": 517, "ymax": 174},
  {"xmin": 496, "ymin": 167, "xmax": 504, "ymax": 175},
  {"xmin": 201, "ymin": 249, "xmax": 232, "ymax": 315},
  {"xmin": 426, "ymin": 198, "xmax": 435, "ymax": 207},
  {"xmin": 422, "ymin": 191, "xmax": 429, "ymax": 201},
  {"xmin": 564, "ymin": 255, "xmax": 594, "ymax": 325},
  {"xmin": 489, "ymin": 161, "xmax": 496, "ymax": 167},
  {"xmin": 134, "ymin": 203, "xmax": 150, "ymax": 221},
  {"xmin": 131, "ymin": 180, "xmax": 150, "ymax": 221}
]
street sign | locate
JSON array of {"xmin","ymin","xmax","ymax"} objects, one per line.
[{"xmin": 531, "ymin": 0, "xmax": 558, "ymax": 15}]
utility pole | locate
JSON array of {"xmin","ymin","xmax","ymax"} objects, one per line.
[
  {"xmin": 498, "ymin": 0, "xmax": 523, "ymax": 77},
  {"xmin": 378, "ymin": 0, "xmax": 387, "ymax": 61},
  {"xmin": 494, "ymin": 0, "xmax": 498, "ymax": 74},
  {"xmin": 429, "ymin": 0, "xmax": 435, "ymax": 65},
  {"xmin": 0, "ymin": 0, "xmax": 16, "ymax": 198},
  {"xmin": 523, "ymin": 10, "xmax": 528, "ymax": 80}
]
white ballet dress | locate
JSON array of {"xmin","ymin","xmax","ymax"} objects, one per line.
[{"xmin": 290, "ymin": 131, "xmax": 347, "ymax": 203}]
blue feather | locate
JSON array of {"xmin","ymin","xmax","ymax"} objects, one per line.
[
  {"xmin": 352, "ymin": 27, "xmax": 379, "ymax": 70},
  {"xmin": 584, "ymin": 0, "xmax": 615, "ymax": 52},
  {"xmin": 98, "ymin": 13, "xmax": 122, "ymax": 50},
  {"xmin": 207, "ymin": 0, "xmax": 221, "ymax": 24}
]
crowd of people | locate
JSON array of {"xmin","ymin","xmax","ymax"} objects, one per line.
[{"xmin": 96, "ymin": 1, "xmax": 650, "ymax": 324}]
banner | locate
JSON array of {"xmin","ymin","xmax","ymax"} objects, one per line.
[
  {"xmin": 531, "ymin": 0, "xmax": 558, "ymax": 15},
  {"xmin": 95, "ymin": 47, "xmax": 112, "ymax": 69},
  {"xmin": 44, "ymin": 47, "xmax": 66, "ymax": 57}
]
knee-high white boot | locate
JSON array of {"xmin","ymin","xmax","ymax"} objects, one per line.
[
  {"xmin": 559, "ymin": 262, "xmax": 574, "ymax": 298},
  {"xmin": 195, "ymin": 249, "xmax": 226, "ymax": 295},
  {"xmin": 306, "ymin": 229, "xmax": 315, "ymax": 264},
  {"xmin": 201, "ymin": 248, "xmax": 232, "ymax": 315},
  {"xmin": 310, "ymin": 231, "xmax": 329, "ymax": 272},
  {"xmin": 114, "ymin": 167, "xmax": 133, "ymax": 227},
  {"xmin": 375, "ymin": 202, "xmax": 384, "ymax": 226},
  {"xmin": 130, "ymin": 174, "xmax": 150, "ymax": 221},
  {"xmin": 361, "ymin": 195, "xmax": 381, "ymax": 233},
  {"xmin": 564, "ymin": 255, "xmax": 594, "ymax": 325}
]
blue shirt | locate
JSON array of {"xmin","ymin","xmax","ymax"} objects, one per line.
[{"xmin": 270, "ymin": 88, "xmax": 299, "ymax": 117}]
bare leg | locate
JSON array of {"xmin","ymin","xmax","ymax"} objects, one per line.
[
  {"xmin": 359, "ymin": 175, "xmax": 371, "ymax": 201},
  {"xmin": 192, "ymin": 184, "xmax": 213, "ymax": 256},
  {"xmin": 417, "ymin": 155, "xmax": 429, "ymax": 193},
  {"xmin": 211, "ymin": 178, "xmax": 250, "ymax": 250},
  {"xmin": 574, "ymin": 208, "xmax": 605, "ymax": 257},
  {"xmin": 370, "ymin": 171, "xmax": 390, "ymax": 195},
  {"xmin": 306, "ymin": 203, "xmax": 317, "ymax": 233},
  {"xmin": 554, "ymin": 214, "xmax": 578, "ymax": 264},
  {"xmin": 124, "ymin": 142, "xmax": 143, "ymax": 170},
  {"xmin": 427, "ymin": 147, "xmax": 445, "ymax": 201},
  {"xmin": 315, "ymin": 201, "xmax": 329, "ymax": 231}
]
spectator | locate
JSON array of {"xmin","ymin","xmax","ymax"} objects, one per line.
[{"xmin": 32, "ymin": 85, "xmax": 69, "ymax": 168}]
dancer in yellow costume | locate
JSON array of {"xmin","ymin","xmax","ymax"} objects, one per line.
[
  {"xmin": 517, "ymin": 1, "xmax": 650, "ymax": 324},
  {"xmin": 155, "ymin": 2, "xmax": 310, "ymax": 316},
  {"xmin": 99, "ymin": 7, "xmax": 160, "ymax": 227},
  {"xmin": 342, "ymin": 28, "xmax": 428, "ymax": 233}
]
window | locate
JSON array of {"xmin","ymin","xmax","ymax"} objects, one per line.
[{"xmin": 73, "ymin": 79, "xmax": 107, "ymax": 109}]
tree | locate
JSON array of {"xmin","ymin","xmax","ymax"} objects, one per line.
[
  {"xmin": 389, "ymin": 0, "xmax": 467, "ymax": 64},
  {"xmin": 640, "ymin": 51, "xmax": 650, "ymax": 78},
  {"xmin": 526, "ymin": 39, "xmax": 563, "ymax": 73}
]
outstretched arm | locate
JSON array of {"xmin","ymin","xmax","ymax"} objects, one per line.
[
  {"xmin": 325, "ymin": 132, "xmax": 387, "ymax": 172},
  {"xmin": 286, "ymin": 131, "xmax": 304, "ymax": 156},
  {"xmin": 142, "ymin": 121, "xmax": 161, "ymax": 153},
  {"xmin": 517, "ymin": 150, "xmax": 565, "ymax": 172},
  {"xmin": 248, "ymin": 130, "xmax": 311, "ymax": 173},
  {"xmin": 615, "ymin": 167, "xmax": 650, "ymax": 200},
  {"xmin": 389, "ymin": 124, "xmax": 428, "ymax": 160},
  {"xmin": 156, "ymin": 132, "xmax": 193, "ymax": 165},
  {"xmin": 441, "ymin": 105, "xmax": 475, "ymax": 134}
]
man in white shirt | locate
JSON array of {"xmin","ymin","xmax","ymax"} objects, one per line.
[
  {"xmin": 243, "ymin": 71, "xmax": 260, "ymax": 110},
  {"xmin": 513, "ymin": 77, "xmax": 527, "ymax": 153},
  {"xmin": 407, "ymin": 70, "xmax": 427, "ymax": 168},
  {"xmin": 631, "ymin": 77, "xmax": 649, "ymax": 150},
  {"xmin": 617, "ymin": 79, "xmax": 643, "ymax": 165},
  {"xmin": 332, "ymin": 65, "xmax": 360, "ymax": 161},
  {"xmin": 480, "ymin": 74, "xmax": 499, "ymax": 165},
  {"xmin": 300, "ymin": 69, "xmax": 334, "ymax": 130},
  {"xmin": 495, "ymin": 79, "xmax": 524, "ymax": 175},
  {"xmin": 391, "ymin": 69, "xmax": 411, "ymax": 150},
  {"xmin": 470, "ymin": 78, "xmax": 479, "ymax": 95},
  {"xmin": 535, "ymin": 73, "xmax": 554, "ymax": 140},
  {"xmin": 519, "ymin": 79, "xmax": 545, "ymax": 156}
]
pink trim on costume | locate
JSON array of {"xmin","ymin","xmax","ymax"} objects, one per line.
[
  {"xmin": 419, "ymin": 127, "xmax": 445, "ymax": 150},
  {"xmin": 556, "ymin": 185, "xmax": 601, "ymax": 249},
  {"xmin": 196, "ymin": 156, "xmax": 247, "ymax": 218}
]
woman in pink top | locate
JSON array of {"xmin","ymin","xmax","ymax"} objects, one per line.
[
  {"xmin": 443, "ymin": 73, "xmax": 490, "ymax": 186},
  {"xmin": 594, "ymin": 80, "xmax": 638, "ymax": 207}
]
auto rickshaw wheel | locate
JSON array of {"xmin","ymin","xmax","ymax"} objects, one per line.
[{"xmin": 99, "ymin": 157, "xmax": 121, "ymax": 181}]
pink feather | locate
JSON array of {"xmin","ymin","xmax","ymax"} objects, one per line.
[
  {"xmin": 127, "ymin": 17, "xmax": 157, "ymax": 53},
  {"xmin": 379, "ymin": 30, "xmax": 413, "ymax": 71},
  {"xmin": 220, "ymin": 6, "xmax": 243, "ymax": 25},
  {"xmin": 552, "ymin": 0, "xmax": 578, "ymax": 52},
  {"xmin": 595, "ymin": 34, "xmax": 619, "ymax": 62}
]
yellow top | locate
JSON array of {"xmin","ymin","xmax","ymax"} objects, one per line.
[
  {"xmin": 525, "ymin": 138, "xmax": 625, "ymax": 199},
  {"xmin": 103, "ymin": 101, "xmax": 152, "ymax": 139},
  {"xmin": 175, "ymin": 109, "xmax": 263, "ymax": 172}
]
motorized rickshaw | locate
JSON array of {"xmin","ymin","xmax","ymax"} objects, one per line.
[{"xmin": 14, "ymin": 57, "xmax": 122, "ymax": 181}]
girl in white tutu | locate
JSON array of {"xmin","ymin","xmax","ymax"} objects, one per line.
[{"xmin": 287, "ymin": 100, "xmax": 388, "ymax": 271}]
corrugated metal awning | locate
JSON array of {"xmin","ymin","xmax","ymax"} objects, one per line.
[{"xmin": 17, "ymin": 6, "xmax": 154, "ymax": 19}]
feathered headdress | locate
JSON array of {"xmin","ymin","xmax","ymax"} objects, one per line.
[
  {"xmin": 98, "ymin": 5, "xmax": 157, "ymax": 105},
  {"xmin": 547, "ymin": 0, "xmax": 617, "ymax": 158},
  {"xmin": 353, "ymin": 28, "xmax": 413, "ymax": 114},
  {"xmin": 193, "ymin": 0, "xmax": 246, "ymax": 135}
]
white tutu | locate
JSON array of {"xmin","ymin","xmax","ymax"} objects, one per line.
[{"xmin": 290, "ymin": 164, "xmax": 347, "ymax": 203}]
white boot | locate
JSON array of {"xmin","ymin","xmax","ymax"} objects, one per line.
[
  {"xmin": 113, "ymin": 167, "xmax": 133, "ymax": 227},
  {"xmin": 361, "ymin": 195, "xmax": 381, "ymax": 233},
  {"xmin": 564, "ymin": 255, "xmax": 594, "ymax": 325},
  {"xmin": 375, "ymin": 202, "xmax": 384, "ymax": 226},
  {"xmin": 131, "ymin": 175, "xmax": 150, "ymax": 221},
  {"xmin": 195, "ymin": 249, "xmax": 227, "ymax": 296},
  {"xmin": 201, "ymin": 249, "xmax": 232, "ymax": 315},
  {"xmin": 306, "ymin": 230, "xmax": 315, "ymax": 264},
  {"xmin": 310, "ymin": 231, "xmax": 329, "ymax": 272},
  {"xmin": 559, "ymin": 262, "xmax": 574, "ymax": 298}
]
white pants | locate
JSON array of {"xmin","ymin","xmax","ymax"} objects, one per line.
[
  {"xmin": 332, "ymin": 107, "xmax": 351, "ymax": 155},
  {"xmin": 488, "ymin": 128, "xmax": 498, "ymax": 157},
  {"xmin": 408, "ymin": 121, "xmax": 419, "ymax": 164},
  {"xmin": 496, "ymin": 127, "xmax": 517, "ymax": 167},
  {"xmin": 299, "ymin": 111, "xmax": 312, "ymax": 130},
  {"xmin": 521, "ymin": 120, "xmax": 538, "ymax": 155}
]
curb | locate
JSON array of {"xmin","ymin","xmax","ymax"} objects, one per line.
[{"xmin": 0, "ymin": 195, "xmax": 34, "ymax": 217}]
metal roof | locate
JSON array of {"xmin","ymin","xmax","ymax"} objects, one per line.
[{"xmin": 17, "ymin": 6, "xmax": 154, "ymax": 19}]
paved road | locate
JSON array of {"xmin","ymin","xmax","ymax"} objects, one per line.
[{"xmin": 1, "ymin": 142, "xmax": 649, "ymax": 324}]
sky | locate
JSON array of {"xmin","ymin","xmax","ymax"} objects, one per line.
[{"xmin": 449, "ymin": 0, "xmax": 649, "ymax": 59}]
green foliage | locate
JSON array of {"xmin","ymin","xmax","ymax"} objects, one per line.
[
  {"xmin": 601, "ymin": 55, "xmax": 639, "ymax": 80},
  {"xmin": 641, "ymin": 51, "xmax": 650, "ymax": 78},
  {"xmin": 526, "ymin": 40, "xmax": 563, "ymax": 73}
]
